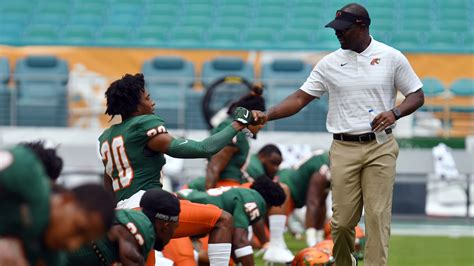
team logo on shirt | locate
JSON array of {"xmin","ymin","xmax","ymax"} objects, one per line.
[{"xmin": 370, "ymin": 58, "xmax": 381, "ymax": 65}]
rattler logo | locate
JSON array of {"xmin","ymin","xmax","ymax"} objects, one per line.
[{"xmin": 370, "ymin": 58, "xmax": 381, "ymax": 65}]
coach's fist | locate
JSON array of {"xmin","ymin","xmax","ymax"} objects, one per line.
[
  {"xmin": 252, "ymin": 110, "xmax": 268, "ymax": 125},
  {"xmin": 233, "ymin": 107, "xmax": 252, "ymax": 125}
]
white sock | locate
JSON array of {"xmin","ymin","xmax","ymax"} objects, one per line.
[
  {"xmin": 208, "ymin": 243, "xmax": 232, "ymax": 266},
  {"xmin": 305, "ymin": 228, "xmax": 324, "ymax": 247},
  {"xmin": 269, "ymin": 215, "xmax": 287, "ymax": 247}
]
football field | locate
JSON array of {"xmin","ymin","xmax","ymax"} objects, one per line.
[{"xmin": 255, "ymin": 234, "xmax": 474, "ymax": 265}]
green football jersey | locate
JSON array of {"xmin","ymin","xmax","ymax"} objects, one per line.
[
  {"xmin": 98, "ymin": 114, "xmax": 167, "ymax": 202},
  {"xmin": 278, "ymin": 150, "xmax": 330, "ymax": 208},
  {"xmin": 178, "ymin": 187, "xmax": 266, "ymax": 229},
  {"xmin": 245, "ymin": 154, "xmax": 265, "ymax": 179},
  {"xmin": 210, "ymin": 119, "xmax": 250, "ymax": 183},
  {"xmin": 67, "ymin": 209, "xmax": 155, "ymax": 266},
  {"xmin": 186, "ymin": 176, "xmax": 206, "ymax": 191},
  {"xmin": 0, "ymin": 145, "xmax": 50, "ymax": 240}
]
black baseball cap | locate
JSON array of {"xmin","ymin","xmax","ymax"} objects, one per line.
[
  {"xmin": 140, "ymin": 189, "xmax": 180, "ymax": 223},
  {"xmin": 325, "ymin": 10, "xmax": 371, "ymax": 30}
]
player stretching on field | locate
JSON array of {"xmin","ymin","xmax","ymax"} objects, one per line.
[{"xmin": 98, "ymin": 73, "xmax": 252, "ymax": 265}]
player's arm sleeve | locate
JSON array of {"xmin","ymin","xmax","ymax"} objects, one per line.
[
  {"xmin": 299, "ymin": 61, "xmax": 328, "ymax": 98},
  {"xmin": 232, "ymin": 203, "xmax": 251, "ymax": 229},
  {"xmin": 394, "ymin": 51, "xmax": 423, "ymax": 96},
  {"xmin": 166, "ymin": 125, "xmax": 238, "ymax": 158}
]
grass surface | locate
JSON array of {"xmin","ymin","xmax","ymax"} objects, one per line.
[{"xmin": 254, "ymin": 234, "xmax": 474, "ymax": 265}]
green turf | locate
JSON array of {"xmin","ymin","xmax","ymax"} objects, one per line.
[{"xmin": 254, "ymin": 234, "xmax": 474, "ymax": 265}]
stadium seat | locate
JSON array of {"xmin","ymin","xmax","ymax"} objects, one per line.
[
  {"xmin": 314, "ymin": 30, "xmax": 339, "ymax": 50},
  {"xmin": 60, "ymin": 26, "xmax": 95, "ymax": 45},
  {"xmin": 142, "ymin": 56, "xmax": 196, "ymax": 128},
  {"xmin": 0, "ymin": 57, "xmax": 10, "ymax": 125},
  {"xmin": 97, "ymin": 26, "xmax": 132, "ymax": 45},
  {"xmin": 448, "ymin": 78, "xmax": 474, "ymax": 136},
  {"xmin": 241, "ymin": 28, "xmax": 277, "ymax": 49},
  {"xmin": 425, "ymin": 32, "xmax": 461, "ymax": 52},
  {"xmin": 217, "ymin": 16, "xmax": 250, "ymax": 29},
  {"xmin": 141, "ymin": 15, "xmax": 176, "ymax": 28},
  {"xmin": 278, "ymin": 29, "xmax": 314, "ymax": 49},
  {"xmin": 135, "ymin": 26, "xmax": 169, "ymax": 47},
  {"xmin": 169, "ymin": 26, "xmax": 205, "ymax": 48},
  {"xmin": 22, "ymin": 25, "xmax": 60, "ymax": 45},
  {"xmin": 201, "ymin": 56, "xmax": 254, "ymax": 87},
  {"xmin": 206, "ymin": 27, "xmax": 241, "ymax": 49},
  {"xmin": 68, "ymin": 14, "xmax": 105, "ymax": 27},
  {"xmin": 419, "ymin": 77, "xmax": 446, "ymax": 113},
  {"xmin": 142, "ymin": 56, "xmax": 195, "ymax": 89},
  {"xmin": 184, "ymin": 90, "xmax": 207, "ymax": 130},
  {"xmin": 180, "ymin": 16, "xmax": 214, "ymax": 28},
  {"xmin": 261, "ymin": 58, "xmax": 312, "ymax": 91},
  {"xmin": 389, "ymin": 31, "xmax": 423, "ymax": 51},
  {"xmin": 14, "ymin": 55, "xmax": 69, "ymax": 127}
]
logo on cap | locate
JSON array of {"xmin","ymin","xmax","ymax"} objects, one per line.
[{"xmin": 336, "ymin": 11, "xmax": 342, "ymax": 17}]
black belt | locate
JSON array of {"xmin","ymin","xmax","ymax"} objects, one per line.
[{"xmin": 333, "ymin": 128, "xmax": 392, "ymax": 142}]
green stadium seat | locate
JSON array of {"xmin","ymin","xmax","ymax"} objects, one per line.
[
  {"xmin": 23, "ymin": 25, "xmax": 60, "ymax": 45},
  {"xmin": 398, "ymin": 0, "xmax": 431, "ymax": 9},
  {"xmin": 218, "ymin": 4, "xmax": 252, "ymax": 17},
  {"xmin": 288, "ymin": 17, "xmax": 322, "ymax": 29},
  {"xmin": 253, "ymin": 17, "xmax": 286, "ymax": 29},
  {"xmin": 201, "ymin": 56, "xmax": 254, "ymax": 87},
  {"xmin": 141, "ymin": 15, "xmax": 176, "ymax": 28},
  {"xmin": 0, "ymin": 2, "xmax": 34, "ymax": 14},
  {"xmin": 146, "ymin": 3, "xmax": 180, "ymax": 16},
  {"xmin": 439, "ymin": 8, "xmax": 468, "ymax": 21},
  {"xmin": 60, "ymin": 26, "xmax": 95, "ymax": 45},
  {"xmin": 291, "ymin": 4, "xmax": 325, "ymax": 18},
  {"xmin": 73, "ymin": 4, "xmax": 106, "ymax": 16},
  {"xmin": 367, "ymin": 6, "xmax": 394, "ymax": 20},
  {"xmin": 399, "ymin": 8, "xmax": 430, "ymax": 20},
  {"xmin": 206, "ymin": 27, "xmax": 241, "ymax": 48},
  {"xmin": 390, "ymin": 31, "xmax": 423, "ymax": 51},
  {"xmin": 68, "ymin": 14, "xmax": 104, "ymax": 27},
  {"xmin": 439, "ymin": 0, "xmax": 470, "ymax": 10},
  {"xmin": 37, "ymin": 2, "xmax": 70, "ymax": 14},
  {"xmin": 169, "ymin": 27, "xmax": 205, "ymax": 48},
  {"xmin": 314, "ymin": 30, "xmax": 339, "ymax": 50},
  {"xmin": 32, "ymin": 13, "xmax": 68, "ymax": 25},
  {"xmin": 463, "ymin": 33, "xmax": 474, "ymax": 52},
  {"xmin": 0, "ymin": 57, "xmax": 10, "ymax": 125},
  {"xmin": 217, "ymin": 16, "xmax": 250, "ymax": 29},
  {"xmin": 184, "ymin": 3, "xmax": 214, "ymax": 16},
  {"xmin": 450, "ymin": 79, "xmax": 474, "ymax": 97},
  {"xmin": 426, "ymin": 32, "xmax": 461, "ymax": 51},
  {"xmin": 438, "ymin": 19, "xmax": 470, "ymax": 32},
  {"xmin": 278, "ymin": 29, "xmax": 314, "ymax": 49},
  {"xmin": 14, "ymin": 55, "xmax": 69, "ymax": 127},
  {"xmin": 135, "ymin": 26, "xmax": 168, "ymax": 46},
  {"xmin": 261, "ymin": 58, "xmax": 313, "ymax": 90},
  {"xmin": 372, "ymin": 19, "xmax": 398, "ymax": 32},
  {"xmin": 97, "ymin": 26, "xmax": 132, "ymax": 45},
  {"xmin": 0, "ymin": 24, "xmax": 23, "ymax": 45},
  {"xmin": 422, "ymin": 77, "xmax": 446, "ymax": 97},
  {"xmin": 401, "ymin": 18, "xmax": 433, "ymax": 32},
  {"xmin": 185, "ymin": 90, "xmax": 207, "ymax": 129},
  {"xmin": 105, "ymin": 14, "xmax": 140, "ymax": 27},
  {"xmin": 256, "ymin": 6, "xmax": 287, "ymax": 18},
  {"xmin": 142, "ymin": 56, "xmax": 196, "ymax": 129},
  {"xmin": 242, "ymin": 28, "xmax": 276, "ymax": 49},
  {"xmin": 180, "ymin": 16, "xmax": 214, "ymax": 28}
]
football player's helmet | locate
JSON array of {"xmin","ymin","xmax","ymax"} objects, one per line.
[{"xmin": 292, "ymin": 242, "xmax": 335, "ymax": 266}]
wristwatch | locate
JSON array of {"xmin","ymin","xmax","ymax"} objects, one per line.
[{"xmin": 391, "ymin": 107, "xmax": 401, "ymax": 120}]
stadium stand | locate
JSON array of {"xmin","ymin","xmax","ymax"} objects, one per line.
[
  {"xmin": 448, "ymin": 78, "xmax": 474, "ymax": 136},
  {"xmin": 142, "ymin": 56, "xmax": 195, "ymax": 129},
  {"xmin": 0, "ymin": 0, "xmax": 471, "ymax": 52},
  {"xmin": 0, "ymin": 58, "xmax": 11, "ymax": 125},
  {"xmin": 14, "ymin": 55, "xmax": 69, "ymax": 127},
  {"xmin": 201, "ymin": 56, "xmax": 254, "ymax": 87}
]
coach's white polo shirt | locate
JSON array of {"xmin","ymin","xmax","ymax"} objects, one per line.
[{"xmin": 300, "ymin": 37, "xmax": 422, "ymax": 134}]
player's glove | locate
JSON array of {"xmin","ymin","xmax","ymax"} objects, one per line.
[{"xmin": 233, "ymin": 107, "xmax": 252, "ymax": 125}]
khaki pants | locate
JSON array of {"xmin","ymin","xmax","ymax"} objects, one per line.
[{"xmin": 329, "ymin": 136, "xmax": 399, "ymax": 266}]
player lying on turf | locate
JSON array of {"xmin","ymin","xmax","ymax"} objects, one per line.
[
  {"xmin": 0, "ymin": 143, "xmax": 115, "ymax": 266},
  {"xmin": 169, "ymin": 177, "xmax": 286, "ymax": 266},
  {"xmin": 67, "ymin": 188, "xmax": 180, "ymax": 266},
  {"xmin": 99, "ymin": 73, "xmax": 253, "ymax": 265}
]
